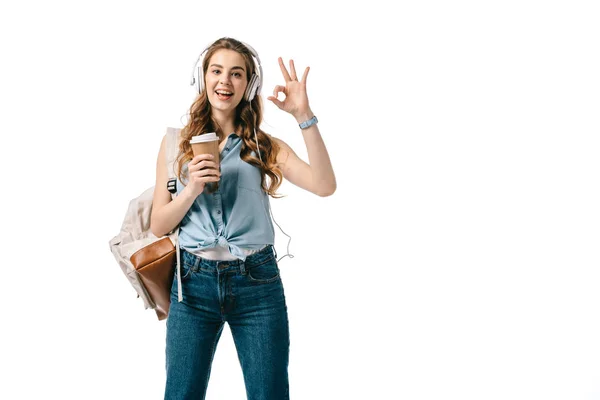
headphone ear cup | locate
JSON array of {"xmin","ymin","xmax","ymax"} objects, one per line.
[
  {"xmin": 197, "ymin": 66, "xmax": 204, "ymax": 94},
  {"xmin": 245, "ymin": 74, "xmax": 259, "ymax": 101}
]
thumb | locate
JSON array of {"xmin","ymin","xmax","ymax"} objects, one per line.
[{"xmin": 267, "ymin": 96, "xmax": 284, "ymax": 109}]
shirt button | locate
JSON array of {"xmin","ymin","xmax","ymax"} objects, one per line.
[
  {"xmin": 224, "ymin": 147, "xmax": 229, "ymax": 151},
  {"xmin": 217, "ymin": 210, "xmax": 221, "ymax": 214}
]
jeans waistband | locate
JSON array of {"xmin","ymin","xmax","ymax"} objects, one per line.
[{"xmin": 180, "ymin": 245, "xmax": 276, "ymax": 274}]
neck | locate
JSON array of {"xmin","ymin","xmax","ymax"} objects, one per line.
[{"xmin": 212, "ymin": 109, "xmax": 237, "ymax": 139}]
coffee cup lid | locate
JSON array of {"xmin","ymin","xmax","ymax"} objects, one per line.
[{"xmin": 190, "ymin": 132, "xmax": 218, "ymax": 143}]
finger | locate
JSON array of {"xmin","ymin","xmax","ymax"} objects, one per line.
[
  {"xmin": 301, "ymin": 66, "xmax": 310, "ymax": 83},
  {"xmin": 194, "ymin": 160, "xmax": 218, "ymax": 170},
  {"xmin": 194, "ymin": 175, "xmax": 220, "ymax": 184},
  {"xmin": 192, "ymin": 154, "xmax": 215, "ymax": 163},
  {"xmin": 289, "ymin": 59, "xmax": 298, "ymax": 81},
  {"xmin": 192, "ymin": 169, "xmax": 220, "ymax": 178},
  {"xmin": 267, "ymin": 96, "xmax": 284, "ymax": 109},
  {"xmin": 189, "ymin": 162, "xmax": 218, "ymax": 174},
  {"xmin": 278, "ymin": 57, "xmax": 292, "ymax": 82},
  {"xmin": 272, "ymin": 85, "xmax": 286, "ymax": 98}
]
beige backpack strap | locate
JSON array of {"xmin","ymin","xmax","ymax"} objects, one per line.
[
  {"xmin": 165, "ymin": 127, "xmax": 184, "ymax": 302},
  {"xmin": 165, "ymin": 127, "xmax": 181, "ymax": 194}
]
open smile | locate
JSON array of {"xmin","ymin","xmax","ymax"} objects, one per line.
[{"xmin": 215, "ymin": 89, "xmax": 233, "ymax": 101}]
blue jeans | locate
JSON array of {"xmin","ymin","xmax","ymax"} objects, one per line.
[{"xmin": 164, "ymin": 245, "xmax": 290, "ymax": 400}]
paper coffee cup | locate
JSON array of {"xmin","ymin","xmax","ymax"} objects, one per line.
[
  {"xmin": 190, "ymin": 132, "xmax": 220, "ymax": 164},
  {"xmin": 190, "ymin": 132, "xmax": 220, "ymax": 192}
]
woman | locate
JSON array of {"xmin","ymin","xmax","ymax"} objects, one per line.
[{"xmin": 150, "ymin": 37, "xmax": 336, "ymax": 399}]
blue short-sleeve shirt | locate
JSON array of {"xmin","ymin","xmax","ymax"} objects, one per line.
[{"xmin": 176, "ymin": 133, "xmax": 275, "ymax": 260}]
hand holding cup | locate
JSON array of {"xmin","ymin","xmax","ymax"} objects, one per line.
[
  {"xmin": 188, "ymin": 133, "xmax": 221, "ymax": 196},
  {"xmin": 187, "ymin": 154, "xmax": 220, "ymax": 197}
]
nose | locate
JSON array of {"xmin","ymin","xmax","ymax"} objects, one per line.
[{"xmin": 219, "ymin": 74, "xmax": 232, "ymax": 86}]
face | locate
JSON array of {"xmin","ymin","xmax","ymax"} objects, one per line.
[{"xmin": 204, "ymin": 49, "xmax": 249, "ymax": 114}]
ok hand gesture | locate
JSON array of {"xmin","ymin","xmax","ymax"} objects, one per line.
[{"xmin": 267, "ymin": 57, "xmax": 312, "ymax": 120}]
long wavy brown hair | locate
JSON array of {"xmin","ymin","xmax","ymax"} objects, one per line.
[{"xmin": 175, "ymin": 37, "xmax": 283, "ymax": 198}]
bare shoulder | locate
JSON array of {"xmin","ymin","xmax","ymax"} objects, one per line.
[
  {"xmin": 269, "ymin": 135, "xmax": 312, "ymax": 191},
  {"xmin": 271, "ymin": 136, "xmax": 295, "ymax": 167}
]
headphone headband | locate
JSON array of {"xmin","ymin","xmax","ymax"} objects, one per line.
[{"xmin": 189, "ymin": 39, "xmax": 263, "ymax": 101}]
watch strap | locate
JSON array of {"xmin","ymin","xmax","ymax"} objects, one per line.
[{"xmin": 299, "ymin": 115, "xmax": 318, "ymax": 129}]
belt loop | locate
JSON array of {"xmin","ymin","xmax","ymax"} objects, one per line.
[
  {"xmin": 240, "ymin": 260, "xmax": 246, "ymax": 275},
  {"xmin": 194, "ymin": 252, "xmax": 201, "ymax": 270},
  {"xmin": 272, "ymin": 245, "xmax": 278, "ymax": 259}
]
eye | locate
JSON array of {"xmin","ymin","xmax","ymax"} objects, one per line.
[
  {"xmin": 212, "ymin": 69, "xmax": 221, "ymax": 75},
  {"xmin": 233, "ymin": 72, "xmax": 242, "ymax": 78}
]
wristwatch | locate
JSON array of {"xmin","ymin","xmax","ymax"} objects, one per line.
[{"xmin": 299, "ymin": 115, "xmax": 318, "ymax": 129}]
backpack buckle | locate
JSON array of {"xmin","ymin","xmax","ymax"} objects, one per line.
[{"xmin": 167, "ymin": 178, "xmax": 177, "ymax": 194}]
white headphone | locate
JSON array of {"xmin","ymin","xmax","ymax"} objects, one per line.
[{"xmin": 189, "ymin": 39, "xmax": 263, "ymax": 102}]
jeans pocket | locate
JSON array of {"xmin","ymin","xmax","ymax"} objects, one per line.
[
  {"xmin": 247, "ymin": 257, "xmax": 280, "ymax": 284},
  {"xmin": 175, "ymin": 263, "xmax": 194, "ymax": 281}
]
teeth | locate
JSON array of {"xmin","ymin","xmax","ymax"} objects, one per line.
[{"xmin": 216, "ymin": 90, "xmax": 233, "ymax": 95}]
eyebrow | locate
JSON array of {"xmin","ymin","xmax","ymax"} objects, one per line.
[{"xmin": 209, "ymin": 64, "xmax": 245, "ymax": 72}]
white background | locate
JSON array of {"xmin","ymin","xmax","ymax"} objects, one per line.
[{"xmin": 1, "ymin": 1, "xmax": 599, "ymax": 399}]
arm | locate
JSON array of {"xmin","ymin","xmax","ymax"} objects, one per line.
[
  {"xmin": 273, "ymin": 119, "xmax": 336, "ymax": 197},
  {"xmin": 268, "ymin": 58, "xmax": 336, "ymax": 197},
  {"xmin": 150, "ymin": 135, "xmax": 221, "ymax": 237},
  {"xmin": 149, "ymin": 135, "xmax": 197, "ymax": 237}
]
